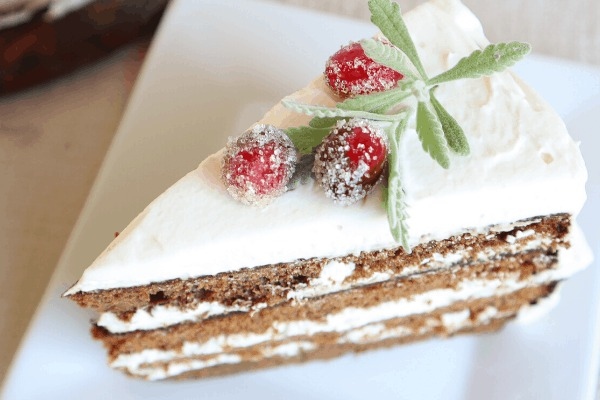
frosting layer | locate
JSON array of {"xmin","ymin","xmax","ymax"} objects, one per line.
[{"xmin": 66, "ymin": 0, "xmax": 588, "ymax": 294}]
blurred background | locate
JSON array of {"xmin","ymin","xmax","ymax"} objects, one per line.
[{"xmin": 1, "ymin": 0, "xmax": 598, "ymax": 385}]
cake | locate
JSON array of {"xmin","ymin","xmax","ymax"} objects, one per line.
[
  {"xmin": 0, "ymin": 0, "xmax": 167, "ymax": 94},
  {"xmin": 64, "ymin": 0, "xmax": 592, "ymax": 380}
]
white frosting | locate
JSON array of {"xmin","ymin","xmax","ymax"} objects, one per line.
[
  {"xmin": 261, "ymin": 341, "xmax": 316, "ymax": 358},
  {"xmin": 312, "ymin": 260, "xmax": 355, "ymax": 286},
  {"xmin": 341, "ymin": 323, "xmax": 389, "ymax": 343},
  {"xmin": 112, "ymin": 331, "xmax": 274, "ymax": 369},
  {"xmin": 129, "ymin": 341, "xmax": 316, "ymax": 380},
  {"xmin": 441, "ymin": 310, "xmax": 471, "ymax": 331},
  {"xmin": 342, "ymin": 305, "xmax": 506, "ymax": 345},
  {"xmin": 96, "ymin": 301, "xmax": 265, "ymax": 333},
  {"xmin": 136, "ymin": 353, "xmax": 242, "ymax": 381},
  {"xmin": 476, "ymin": 306, "xmax": 500, "ymax": 323},
  {"xmin": 66, "ymin": 0, "xmax": 588, "ymax": 294}
]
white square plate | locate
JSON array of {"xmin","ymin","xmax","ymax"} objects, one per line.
[{"xmin": 3, "ymin": 1, "xmax": 600, "ymax": 399}]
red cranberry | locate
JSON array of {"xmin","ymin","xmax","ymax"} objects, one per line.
[
  {"xmin": 222, "ymin": 125, "xmax": 298, "ymax": 205},
  {"xmin": 313, "ymin": 118, "xmax": 388, "ymax": 205},
  {"xmin": 325, "ymin": 42, "xmax": 403, "ymax": 99}
]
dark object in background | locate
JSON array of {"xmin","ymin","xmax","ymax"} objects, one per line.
[{"xmin": 0, "ymin": 0, "xmax": 169, "ymax": 95}]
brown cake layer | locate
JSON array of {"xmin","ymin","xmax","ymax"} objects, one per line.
[
  {"xmin": 0, "ymin": 0, "xmax": 168, "ymax": 94},
  {"xmin": 67, "ymin": 214, "xmax": 570, "ymax": 316},
  {"xmin": 114, "ymin": 283, "xmax": 556, "ymax": 380},
  {"xmin": 93, "ymin": 249, "xmax": 559, "ymax": 359}
]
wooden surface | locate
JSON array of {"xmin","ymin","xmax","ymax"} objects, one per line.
[
  {"xmin": 1, "ymin": 0, "xmax": 598, "ymax": 386},
  {"xmin": 0, "ymin": 40, "xmax": 148, "ymax": 382}
]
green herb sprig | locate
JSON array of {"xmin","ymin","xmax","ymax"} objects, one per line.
[{"xmin": 283, "ymin": 0, "xmax": 530, "ymax": 251}]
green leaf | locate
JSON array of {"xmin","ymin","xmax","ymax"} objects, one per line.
[
  {"xmin": 336, "ymin": 87, "xmax": 411, "ymax": 114},
  {"xmin": 368, "ymin": 0, "xmax": 428, "ymax": 79},
  {"xmin": 416, "ymin": 101, "xmax": 450, "ymax": 168},
  {"xmin": 285, "ymin": 126, "xmax": 330, "ymax": 154},
  {"xmin": 428, "ymin": 42, "xmax": 531, "ymax": 85},
  {"xmin": 360, "ymin": 38, "xmax": 418, "ymax": 80},
  {"xmin": 308, "ymin": 117, "xmax": 339, "ymax": 129},
  {"xmin": 429, "ymin": 90, "xmax": 469, "ymax": 156},
  {"xmin": 282, "ymin": 99, "xmax": 406, "ymax": 122},
  {"xmin": 384, "ymin": 120, "xmax": 410, "ymax": 252}
]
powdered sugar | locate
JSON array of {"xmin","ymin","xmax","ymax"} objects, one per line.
[
  {"xmin": 313, "ymin": 118, "xmax": 388, "ymax": 205},
  {"xmin": 221, "ymin": 124, "xmax": 298, "ymax": 206},
  {"xmin": 325, "ymin": 41, "xmax": 403, "ymax": 98}
]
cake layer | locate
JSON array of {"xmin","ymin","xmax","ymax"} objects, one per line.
[
  {"xmin": 98, "ymin": 250, "xmax": 557, "ymax": 333},
  {"xmin": 108, "ymin": 284, "xmax": 556, "ymax": 380},
  {"xmin": 69, "ymin": 213, "xmax": 569, "ymax": 323},
  {"xmin": 93, "ymin": 245, "xmax": 565, "ymax": 361},
  {"xmin": 64, "ymin": 0, "xmax": 588, "ymax": 295}
]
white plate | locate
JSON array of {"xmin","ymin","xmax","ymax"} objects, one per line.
[{"xmin": 3, "ymin": 1, "xmax": 600, "ymax": 399}]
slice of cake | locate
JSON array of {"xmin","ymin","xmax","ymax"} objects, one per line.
[{"xmin": 64, "ymin": 0, "xmax": 591, "ymax": 380}]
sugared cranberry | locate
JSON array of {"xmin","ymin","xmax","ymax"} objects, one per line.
[
  {"xmin": 313, "ymin": 118, "xmax": 388, "ymax": 205},
  {"xmin": 222, "ymin": 125, "xmax": 298, "ymax": 205},
  {"xmin": 325, "ymin": 42, "xmax": 403, "ymax": 99}
]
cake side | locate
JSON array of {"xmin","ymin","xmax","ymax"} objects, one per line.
[
  {"xmin": 103, "ymin": 284, "xmax": 556, "ymax": 380},
  {"xmin": 92, "ymin": 228, "xmax": 587, "ymax": 351},
  {"xmin": 87, "ymin": 220, "xmax": 591, "ymax": 380}
]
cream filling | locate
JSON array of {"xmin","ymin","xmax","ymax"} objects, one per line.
[
  {"xmin": 136, "ymin": 353, "xmax": 243, "ymax": 381},
  {"xmin": 340, "ymin": 305, "xmax": 516, "ymax": 345},
  {"xmin": 97, "ymin": 225, "xmax": 565, "ymax": 334},
  {"xmin": 126, "ymin": 304, "xmax": 517, "ymax": 380},
  {"xmin": 65, "ymin": 0, "xmax": 588, "ymax": 295},
  {"xmin": 111, "ymin": 230, "xmax": 591, "ymax": 374},
  {"xmin": 97, "ymin": 301, "xmax": 267, "ymax": 333},
  {"xmin": 132, "ymin": 341, "xmax": 317, "ymax": 380},
  {"xmin": 113, "ymin": 269, "xmax": 534, "ymax": 372}
]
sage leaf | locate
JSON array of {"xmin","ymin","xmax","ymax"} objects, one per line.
[
  {"xmin": 384, "ymin": 120, "xmax": 410, "ymax": 252},
  {"xmin": 282, "ymin": 99, "xmax": 405, "ymax": 122},
  {"xmin": 416, "ymin": 101, "xmax": 450, "ymax": 168},
  {"xmin": 285, "ymin": 126, "xmax": 330, "ymax": 154},
  {"xmin": 360, "ymin": 38, "xmax": 418, "ymax": 80},
  {"xmin": 337, "ymin": 87, "xmax": 410, "ymax": 114},
  {"xmin": 428, "ymin": 42, "xmax": 531, "ymax": 85},
  {"xmin": 430, "ymin": 90, "xmax": 469, "ymax": 156},
  {"xmin": 368, "ymin": 0, "xmax": 428, "ymax": 79},
  {"xmin": 308, "ymin": 117, "xmax": 338, "ymax": 129}
]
